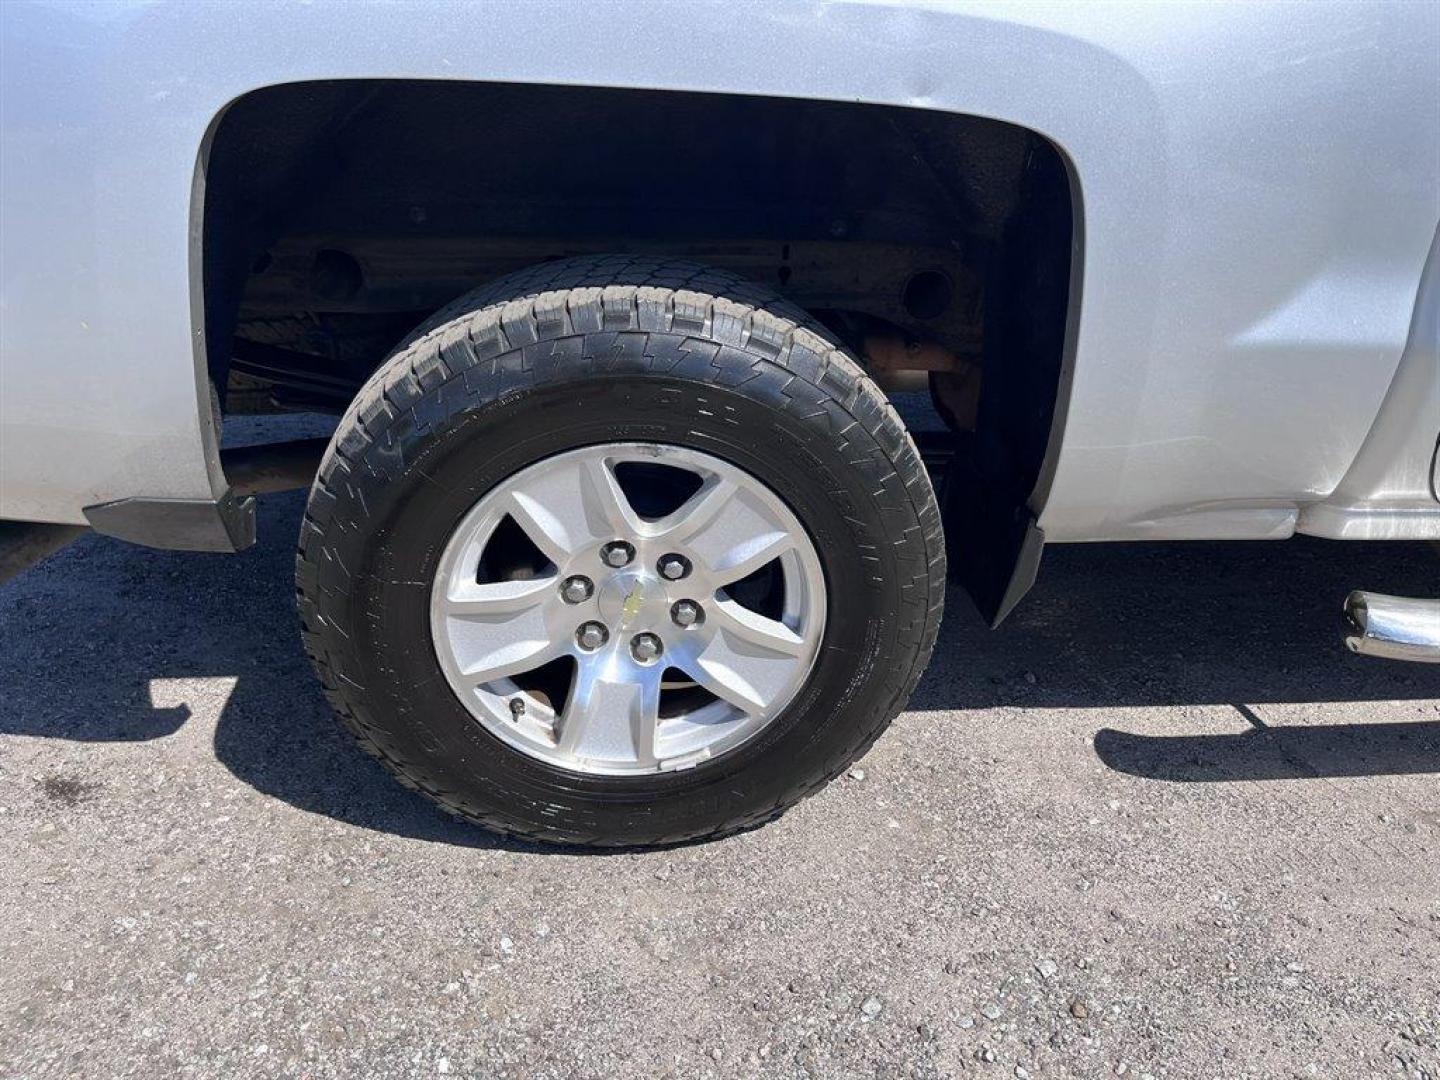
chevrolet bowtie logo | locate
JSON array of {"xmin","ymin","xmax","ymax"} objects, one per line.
[{"xmin": 620, "ymin": 580, "xmax": 645, "ymax": 624}]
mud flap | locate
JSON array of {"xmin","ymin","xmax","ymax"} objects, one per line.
[{"xmin": 941, "ymin": 434, "xmax": 1045, "ymax": 626}]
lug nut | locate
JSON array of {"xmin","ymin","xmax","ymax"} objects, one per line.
[
  {"xmin": 671, "ymin": 600, "xmax": 702, "ymax": 628},
  {"xmin": 631, "ymin": 633, "xmax": 663, "ymax": 663},
  {"xmin": 560, "ymin": 575, "xmax": 593, "ymax": 604},
  {"xmin": 657, "ymin": 554, "xmax": 691, "ymax": 581},
  {"xmin": 601, "ymin": 541, "xmax": 635, "ymax": 568},
  {"xmin": 576, "ymin": 621, "xmax": 609, "ymax": 651}
]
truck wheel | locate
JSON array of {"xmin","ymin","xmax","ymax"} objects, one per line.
[{"xmin": 296, "ymin": 257, "xmax": 944, "ymax": 847}]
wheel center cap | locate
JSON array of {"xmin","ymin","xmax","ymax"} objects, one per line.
[{"xmin": 597, "ymin": 571, "xmax": 655, "ymax": 631}]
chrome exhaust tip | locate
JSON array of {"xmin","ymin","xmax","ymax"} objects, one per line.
[{"xmin": 1343, "ymin": 591, "xmax": 1440, "ymax": 664}]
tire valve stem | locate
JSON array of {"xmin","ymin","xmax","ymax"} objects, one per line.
[{"xmin": 509, "ymin": 697, "xmax": 526, "ymax": 718}]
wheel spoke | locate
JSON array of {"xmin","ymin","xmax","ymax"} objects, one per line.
[
  {"xmin": 660, "ymin": 477, "xmax": 794, "ymax": 585},
  {"xmin": 556, "ymin": 660, "xmax": 661, "ymax": 767},
  {"xmin": 440, "ymin": 576, "xmax": 556, "ymax": 617},
  {"xmin": 506, "ymin": 453, "xmax": 641, "ymax": 564},
  {"xmin": 682, "ymin": 600, "xmax": 808, "ymax": 716},
  {"xmin": 439, "ymin": 577, "xmax": 561, "ymax": 684},
  {"xmin": 711, "ymin": 599, "xmax": 808, "ymax": 656}
]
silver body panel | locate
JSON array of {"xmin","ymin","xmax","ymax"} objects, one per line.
[
  {"xmin": 1297, "ymin": 227, "xmax": 1440, "ymax": 541},
  {"xmin": 2, "ymin": 1, "xmax": 1437, "ymax": 541}
]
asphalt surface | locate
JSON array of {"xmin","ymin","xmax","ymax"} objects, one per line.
[{"xmin": 3, "ymin": 478, "xmax": 1438, "ymax": 1078}]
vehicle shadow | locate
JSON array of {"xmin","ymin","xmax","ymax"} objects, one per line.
[
  {"xmin": 0, "ymin": 493, "xmax": 517, "ymax": 849},
  {"xmin": 1, "ymin": 491, "xmax": 1437, "ymax": 847},
  {"xmin": 908, "ymin": 530, "xmax": 1440, "ymax": 781},
  {"xmin": 1092, "ymin": 717, "xmax": 1440, "ymax": 782}
]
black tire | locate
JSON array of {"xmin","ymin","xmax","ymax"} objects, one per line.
[{"xmin": 296, "ymin": 256, "xmax": 944, "ymax": 847}]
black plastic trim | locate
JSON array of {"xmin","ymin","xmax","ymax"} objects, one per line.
[
  {"xmin": 990, "ymin": 517, "xmax": 1044, "ymax": 627},
  {"xmin": 83, "ymin": 489, "xmax": 256, "ymax": 553}
]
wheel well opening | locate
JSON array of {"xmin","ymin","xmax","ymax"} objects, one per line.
[{"xmin": 201, "ymin": 79, "xmax": 1079, "ymax": 612}]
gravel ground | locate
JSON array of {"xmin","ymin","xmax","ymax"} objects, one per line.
[{"xmin": 2, "ymin": 471, "xmax": 1438, "ymax": 1078}]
